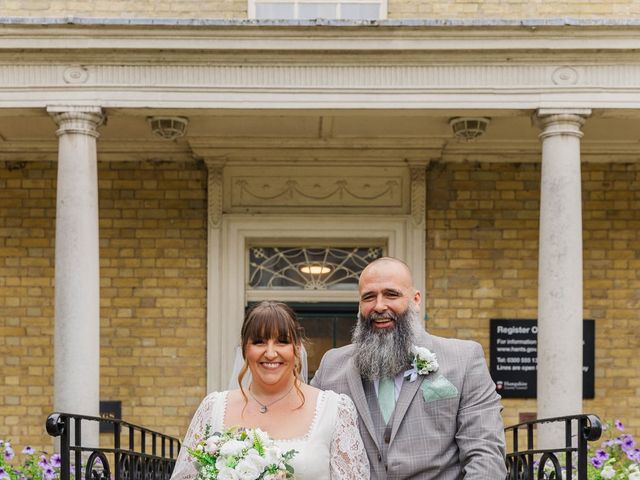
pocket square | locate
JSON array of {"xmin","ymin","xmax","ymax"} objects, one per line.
[{"xmin": 421, "ymin": 374, "xmax": 459, "ymax": 402}]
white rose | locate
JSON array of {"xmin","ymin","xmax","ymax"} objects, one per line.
[
  {"xmin": 216, "ymin": 466, "xmax": 240, "ymax": 480},
  {"xmin": 215, "ymin": 456, "xmax": 230, "ymax": 471},
  {"xmin": 205, "ymin": 437, "xmax": 220, "ymax": 455},
  {"xmin": 412, "ymin": 346, "xmax": 439, "ymax": 373},
  {"xmin": 245, "ymin": 449, "xmax": 268, "ymax": 471},
  {"xmin": 219, "ymin": 439, "xmax": 247, "ymax": 457},
  {"xmin": 236, "ymin": 458, "xmax": 262, "ymax": 480},
  {"xmin": 601, "ymin": 465, "xmax": 616, "ymax": 479},
  {"xmin": 263, "ymin": 446, "xmax": 282, "ymax": 466}
]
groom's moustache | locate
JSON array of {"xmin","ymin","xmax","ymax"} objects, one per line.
[
  {"xmin": 365, "ymin": 311, "xmax": 398, "ymax": 331},
  {"xmin": 367, "ymin": 311, "xmax": 397, "ymax": 321}
]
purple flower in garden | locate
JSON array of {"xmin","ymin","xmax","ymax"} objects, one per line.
[
  {"xmin": 38, "ymin": 454, "xmax": 50, "ymax": 468},
  {"xmin": 43, "ymin": 465, "xmax": 56, "ymax": 480},
  {"xmin": 3, "ymin": 444, "xmax": 14, "ymax": 461},
  {"xmin": 595, "ymin": 449, "xmax": 609, "ymax": 461},
  {"xmin": 621, "ymin": 434, "xmax": 635, "ymax": 451},
  {"xmin": 22, "ymin": 446, "xmax": 34, "ymax": 455},
  {"xmin": 591, "ymin": 457, "xmax": 604, "ymax": 468},
  {"xmin": 0, "ymin": 467, "xmax": 9, "ymax": 480},
  {"xmin": 615, "ymin": 419, "xmax": 625, "ymax": 431},
  {"xmin": 50, "ymin": 453, "xmax": 61, "ymax": 468},
  {"xmin": 626, "ymin": 448, "xmax": 640, "ymax": 462}
]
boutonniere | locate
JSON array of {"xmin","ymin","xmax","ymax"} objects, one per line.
[{"xmin": 404, "ymin": 345, "xmax": 439, "ymax": 382}]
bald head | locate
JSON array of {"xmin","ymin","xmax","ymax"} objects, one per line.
[{"xmin": 359, "ymin": 257, "xmax": 415, "ymax": 290}]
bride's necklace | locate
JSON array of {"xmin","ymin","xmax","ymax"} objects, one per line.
[{"xmin": 248, "ymin": 383, "xmax": 295, "ymax": 414}]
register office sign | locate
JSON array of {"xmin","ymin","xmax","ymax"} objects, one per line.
[{"xmin": 489, "ymin": 319, "xmax": 595, "ymax": 399}]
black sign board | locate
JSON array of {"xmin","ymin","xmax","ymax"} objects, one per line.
[
  {"xmin": 490, "ymin": 319, "xmax": 594, "ymax": 399},
  {"xmin": 99, "ymin": 400, "xmax": 122, "ymax": 433}
]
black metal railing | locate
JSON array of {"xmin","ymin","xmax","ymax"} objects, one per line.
[
  {"xmin": 46, "ymin": 413, "xmax": 181, "ymax": 480},
  {"xmin": 505, "ymin": 414, "xmax": 602, "ymax": 480}
]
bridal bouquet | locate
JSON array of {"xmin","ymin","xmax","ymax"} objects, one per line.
[{"xmin": 187, "ymin": 426, "xmax": 297, "ymax": 480}]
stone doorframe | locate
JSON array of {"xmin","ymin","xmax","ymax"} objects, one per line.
[{"xmin": 205, "ymin": 162, "xmax": 427, "ymax": 391}]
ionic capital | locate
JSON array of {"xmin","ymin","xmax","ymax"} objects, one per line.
[
  {"xmin": 47, "ymin": 105, "xmax": 105, "ymax": 138},
  {"xmin": 534, "ymin": 108, "xmax": 591, "ymax": 140}
]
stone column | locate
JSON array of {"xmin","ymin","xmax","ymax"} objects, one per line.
[
  {"xmin": 535, "ymin": 108, "xmax": 590, "ymax": 447},
  {"xmin": 48, "ymin": 106, "xmax": 104, "ymax": 447},
  {"xmin": 409, "ymin": 160, "xmax": 428, "ymax": 320},
  {"xmin": 205, "ymin": 160, "xmax": 224, "ymax": 392}
]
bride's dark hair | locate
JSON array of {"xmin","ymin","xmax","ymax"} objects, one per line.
[{"xmin": 238, "ymin": 300, "xmax": 306, "ymax": 408}]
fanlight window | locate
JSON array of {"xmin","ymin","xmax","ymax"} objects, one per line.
[
  {"xmin": 249, "ymin": 247, "xmax": 383, "ymax": 290},
  {"xmin": 250, "ymin": 0, "xmax": 385, "ymax": 20}
]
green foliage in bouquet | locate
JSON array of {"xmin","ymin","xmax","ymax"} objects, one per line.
[{"xmin": 187, "ymin": 425, "xmax": 297, "ymax": 480}]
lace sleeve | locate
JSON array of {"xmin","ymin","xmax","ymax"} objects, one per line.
[
  {"xmin": 329, "ymin": 394, "xmax": 370, "ymax": 479},
  {"xmin": 170, "ymin": 392, "xmax": 221, "ymax": 480}
]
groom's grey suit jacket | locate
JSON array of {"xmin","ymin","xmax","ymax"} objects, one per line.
[{"xmin": 311, "ymin": 330, "xmax": 507, "ymax": 479}]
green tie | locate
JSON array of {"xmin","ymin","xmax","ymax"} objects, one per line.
[{"xmin": 378, "ymin": 377, "xmax": 396, "ymax": 424}]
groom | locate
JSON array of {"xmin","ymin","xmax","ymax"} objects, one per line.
[{"xmin": 311, "ymin": 257, "xmax": 507, "ymax": 479}]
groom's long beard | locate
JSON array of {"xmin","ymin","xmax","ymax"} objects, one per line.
[{"xmin": 352, "ymin": 304, "xmax": 418, "ymax": 381}]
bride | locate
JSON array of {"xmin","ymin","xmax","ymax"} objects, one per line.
[{"xmin": 170, "ymin": 301, "xmax": 370, "ymax": 479}]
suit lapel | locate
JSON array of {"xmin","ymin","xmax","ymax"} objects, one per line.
[
  {"xmin": 390, "ymin": 372, "xmax": 424, "ymax": 443},
  {"xmin": 346, "ymin": 357, "xmax": 381, "ymax": 451},
  {"xmin": 390, "ymin": 331, "xmax": 435, "ymax": 444}
]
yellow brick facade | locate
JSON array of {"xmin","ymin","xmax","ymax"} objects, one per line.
[
  {"xmin": 0, "ymin": 160, "xmax": 208, "ymax": 452},
  {"xmin": 425, "ymin": 162, "xmax": 640, "ymax": 434},
  {"xmin": 2, "ymin": 0, "xmax": 640, "ymax": 19},
  {"xmin": 1, "ymin": 159, "xmax": 638, "ymax": 451}
]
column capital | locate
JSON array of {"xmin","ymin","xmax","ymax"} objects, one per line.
[
  {"xmin": 47, "ymin": 105, "xmax": 105, "ymax": 138},
  {"xmin": 534, "ymin": 108, "xmax": 591, "ymax": 140}
]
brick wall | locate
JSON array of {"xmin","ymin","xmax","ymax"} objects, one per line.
[
  {"xmin": 98, "ymin": 161, "xmax": 207, "ymax": 436},
  {"xmin": 0, "ymin": 160, "xmax": 208, "ymax": 452},
  {"xmin": 426, "ymin": 161, "xmax": 640, "ymax": 433},
  {"xmin": 2, "ymin": 0, "xmax": 639, "ymax": 20},
  {"xmin": 0, "ymin": 161, "xmax": 56, "ymax": 451}
]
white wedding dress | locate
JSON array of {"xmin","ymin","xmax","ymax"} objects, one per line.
[{"xmin": 171, "ymin": 390, "xmax": 370, "ymax": 480}]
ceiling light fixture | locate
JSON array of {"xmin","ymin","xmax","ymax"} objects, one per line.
[
  {"xmin": 449, "ymin": 117, "xmax": 491, "ymax": 142},
  {"xmin": 147, "ymin": 116, "xmax": 189, "ymax": 140}
]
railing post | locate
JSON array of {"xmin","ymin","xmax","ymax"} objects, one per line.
[
  {"xmin": 565, "ymin": 418, "xmax": 574, "ymax": 479},
  {"xmin": 60, "ymin": 416, "xmax": 70, "ymax": 480},
  {"xmin": 114, "ymin": 421, "xmax": 121, "ymax": 480}
]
